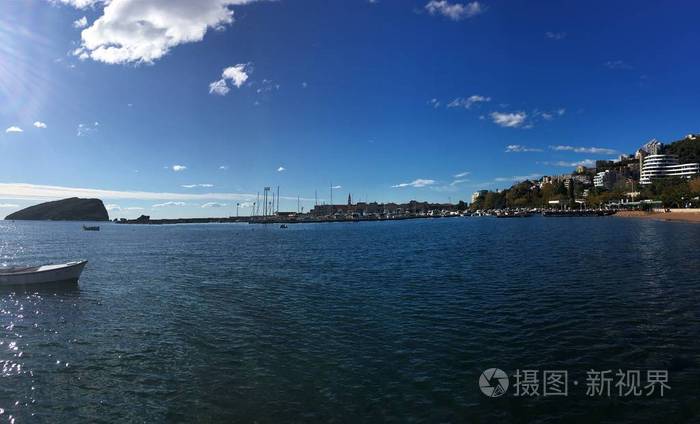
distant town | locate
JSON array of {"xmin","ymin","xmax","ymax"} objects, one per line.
[
  {"xmin": 115, "ymin": 133, "xmax": 700, "ymax": 224},
  {"xmin": 468, "ymin": 132, "xmax": 700, "ymax": 212}
]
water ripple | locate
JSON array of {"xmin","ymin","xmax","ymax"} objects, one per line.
[{"xmin": 0, "ymin": 219, "xmax": 698, "ymax": 422}]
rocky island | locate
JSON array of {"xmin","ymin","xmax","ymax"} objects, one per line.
[{"xmin": 5, "ymin": 197, "xmax": 109, "ymax": 221}]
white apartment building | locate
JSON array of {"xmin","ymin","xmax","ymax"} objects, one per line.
[
  {"xmin": 594, "ymin": 170, "xmax": 620, "ymax": 190},
  {"xmin": 640, "ymin": 154, "xmax": 700, "ymax": 185},
  {"xmin": 471, "ymin": 190, "xmax": 488, "ymax": 203}
]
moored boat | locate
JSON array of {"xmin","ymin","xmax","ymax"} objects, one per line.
[
  {"xmin": 83, "ymin": 225, "xmax": 100, "ymax": 231},
  {"xmin": 496, "ymin": 211, "xmax": 533, "ymax": 218},
  {"xmin": 0, "ymin": 260, "xmax": 88, "ymax": 286}
]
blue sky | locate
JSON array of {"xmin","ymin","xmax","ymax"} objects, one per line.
[{"xmin": 1, "ymin": 0, "xmax": 699, "ymax": 218}]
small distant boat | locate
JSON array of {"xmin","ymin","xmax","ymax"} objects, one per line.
[
  {"xmin": 280, "ymin": 224, "xmax": 288, "ymax": 229},
  {"xmin": 83, "ymin": 225, "xmax": 100, "ymax": 231},
  {"xmin": 496, "ymin": 211, "xmax": 533, "ymax": 218},
  {"xmin": 0, "ymin": 260, "xmax": 87, "ymax": 286}
]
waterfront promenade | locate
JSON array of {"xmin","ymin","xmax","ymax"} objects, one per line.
[{"xmin": 616, "ymin": 209, "xmax": 700, "ymax": 223}]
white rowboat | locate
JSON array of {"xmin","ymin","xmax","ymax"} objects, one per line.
[{"xmin": 0, "ymin": 260, "xmax": 87, "ymax": 286}]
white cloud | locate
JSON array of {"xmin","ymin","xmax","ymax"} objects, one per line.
[
  {"xmin": 277, "ymin": 166, "xmax": 286, "ymax": 172},
  {"xmin": 0, "ymin": 203, "xmax": 19, "ymax": 208},
  {"xmin": 51, "ymin": 0, "xmax": 101, "ymax": 8},
  {"xmin": 428, "ymin": 98, "xmax": 440, "ymax": 108},
  {"xmin": 77, "ymin": 122, "xmax": 99, "ymax": 136},
  {"xmin": 545, "ymin": 31, "xmax": 566, "ymax": 40},
  {"xmin": 181, "ymin": 184, "xmax": 214, "ymax": 188},
  {"xmin": 223, "ymin": 64, "xmax": 251, "ymax": 88},
  {"xmin": 218, "ymin": 165, "xmax": 229, "ymax": 170},
  {"xmin": 202, "ymin": 202, "xmax": 226, "ymax": 208},
  {"xmin": 172, "ymin": 165, "xmax": 187, "ymax": 172},
  {"xmin": 447, "ymin": 95, "xmax": 491, "ymax": 109},
  {"xmin": 431, "ymin": 179, "xmax": 470, "ymax": 192},
  {"xmin": 454, "ymin": 171, "xmax": 470, "ymax": 178},
  {"xmin": 541, "ymin": 159, "xmax": 596, "ymax": 167},
  {"xmin": 209, "ymin": 63, "xmax": 251, "ymax": 95},
  {"xmin": 105, "ymin": 203, "xmax": 121, "ymax": 211},
  {"xmin": 153, "ymin": 201, "xmax": 187, "ymax": 208},
  {"xmin": 209, "ymin": 79, "xmax": 230, "ymax": 96},
  {"xmin": 392, "ymin": 179, "xmax": 436, "ymax": 188},
  {"xmin": 505, "ymin": 144, "xmax": 543, "ymax": 153},
  {"xmin": 490, "ymin": 112, "xmax": 527, "ymax": 128},
  {"xmin": 33, "ymin": 121, "xmax": 48, "ymax": 129},
  {"xmin": 549, "ymin": 145, "xmax": 617, "ymax": 155},
  {"xmin": 604, "ymin": 60, "xmax": 632, "ymax": 70},
  {"xmin": 494, "ymin": 174, "xmax": 541, "ymax": 182},
  {"xmin": 256, "ymin": 78, "xmax": 279, "ymax": 94},
  {"xmin": 533, "ymin": 108, "xmax": 565, "ymax": 122},
  {"xmin": 5, "ymin": 126, "xmax": 23, "ymax": 133},
  {"xmin": 331, "ymin": 185, "xmax": 342, "ymax": 190},
  {"xmin": 425, "ymin": 0, "xmax": 482, "ymax": 21},
  {"xmin": 73, "ymin": 16, "xmax": 88, "ymax": 29},
  {"xmin": 72, "ymin": 0, "xmax": 261, "ymax": 65},
  {"xmin": 0, "ymin": 182, "xmax": 316, "ymax": 203}
]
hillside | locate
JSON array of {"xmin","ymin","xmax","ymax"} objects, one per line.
[
  {"xmin": 665, "ymin": 134, "xmax": 700, "ymax": 163},
  {"xmin": 5, "ymin": 198, "xmax": 109, "ymax": 221}
]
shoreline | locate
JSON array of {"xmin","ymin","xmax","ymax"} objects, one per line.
[
  {"xmin": 114, "ymin": 214, "xmax": 462, "ymax": 225},
  {"xmin": 615, "ymin": 210, "xmax": 700, "ymax": 224}
]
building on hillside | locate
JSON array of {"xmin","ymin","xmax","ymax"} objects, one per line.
[
  {"xmin": 640, "ymin": 139, "xmax": 664, "ymax": 155},
  {"xmin": 617, "ymin": 154, "xmax": 632, "ymax": 162},
  {"xmin": 562, "ymin": 175, "xmax": 592, "ymax": 190},
  {"xmin": 594, "ymin": 170, "xmax": 622, "ymax": 190},
  {"xmin": 471, "ymin": 190, "xmax": 488, "ymax": 203},
  {"xmin": 596, "ymin": 155, "xmax": 640, "ymax": 181},
  {"xmin": 571, "ymin": 174, "xmax": 592, "ymax": 185},
  {"xmin": 640, "ymin": 154, "xmax": 700, "ymax": 185},
  {"xmin": 539, "ymin": 174, "xmax": 575, "ymax": 189}
]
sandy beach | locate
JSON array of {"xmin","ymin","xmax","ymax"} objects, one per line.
[{"xmin": 616, "ymin": 210, "xmax": 700, "ymax": 223}]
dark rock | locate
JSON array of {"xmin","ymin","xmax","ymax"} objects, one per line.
[{"xmin": 5, "ymin": 198, "xmax": 109, "ymax": 221}]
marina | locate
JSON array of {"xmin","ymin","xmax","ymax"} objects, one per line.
[{"xmin": 113, "ymin": 208, "xmax": 623, "ymax": 225}]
